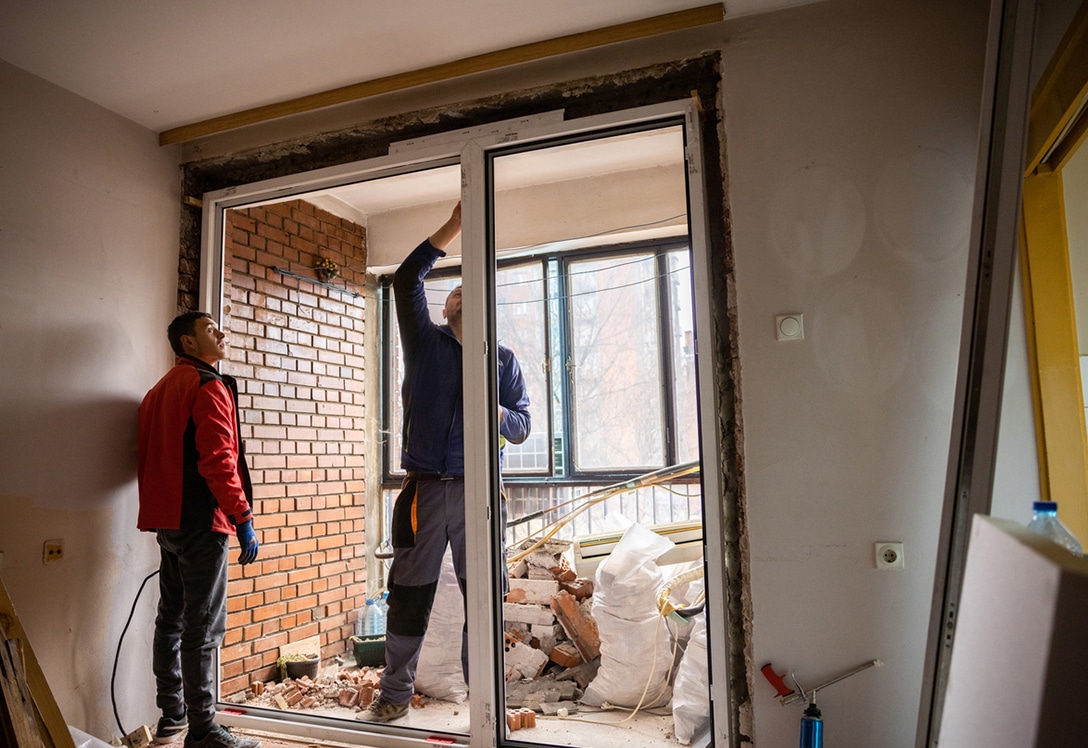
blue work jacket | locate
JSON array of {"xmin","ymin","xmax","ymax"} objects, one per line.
[{"xmin": 393, "ymin": 239, "xmax": 531, "ymax": 476}]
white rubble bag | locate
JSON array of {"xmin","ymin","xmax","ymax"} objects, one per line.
[
  {"xmin": 671, "ymin": 612, "xmax": 709, "ymax": 744},
  {"xmin": 70, "ymin": 727, "xmax": 114, "ymax": 748},
  {"xmin": 413, "ymin": 548, "xmax": 468, "ymax": 702},
  {"xmin": 582, "ymin": 523, "xmax": 675, "ymax": 709}
]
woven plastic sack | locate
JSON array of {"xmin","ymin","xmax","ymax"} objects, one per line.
[
  {"xmin": 671, "ymin": 612, "xmax": 709, "ymax": 744},
  {"xmin": 413, "ymin": 549, "xmax": 468, "ymax": 702},
  {"xmin": 582, "ymin": 523, "xmax": 675, "ymax": 709}
]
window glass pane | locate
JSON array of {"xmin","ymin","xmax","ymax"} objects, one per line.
[
  {"xmin": 668, "ymin": 250, "xmax": 700, "ymax": 464},
  {"xmin": 569, "ymin": 254, "xmax": 664, "ymax": 470},
  {"xmin": 497, "ymin": 262, "xmax": 550, "ymax": 473},
  {"xmin": 548, "ymin": 259, "xmax": 566, "ymax": 475}
]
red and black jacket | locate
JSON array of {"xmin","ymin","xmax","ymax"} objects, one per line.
[{"xmin": 137, "ymin": 355, "xmax": 253, "ymax": 535}]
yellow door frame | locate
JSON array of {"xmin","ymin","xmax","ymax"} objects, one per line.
[{"xmin": 1020, "ymin": 1, "xmax": 1088, "ymax": 543}]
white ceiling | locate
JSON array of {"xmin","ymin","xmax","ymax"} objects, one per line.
[
  {"xmin": 1, "ymin": 0, "xmax": 818, "ymax": 222},
  {"xmin": 0, "ymin": 0, "xmax": 810, "ymax": 135},
  {"xmin": 317, "ymin": 127, "xmax": 687, "ymax": 219}
]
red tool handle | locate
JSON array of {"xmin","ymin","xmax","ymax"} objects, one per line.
[{"xmin": 761, "ymin": 663, "xmax": 795, "ymax": 698}]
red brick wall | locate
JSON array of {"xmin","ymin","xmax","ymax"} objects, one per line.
[{"xmin": 218, "ymin": 200, "xmax": 369, "ymax": 697}]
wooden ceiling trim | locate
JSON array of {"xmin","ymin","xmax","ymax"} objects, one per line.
[{"xmin": 159, "ymin": 4, "xmax": 724, "ymax": 146}]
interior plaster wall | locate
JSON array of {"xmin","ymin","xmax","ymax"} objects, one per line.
[
  {"xmin": 0, "ymin": 59, "xmax": 182, "ymax": 738},
  {"xmin": 720, "ymin": 0, "xmax": 1000, "ymax": 744}
]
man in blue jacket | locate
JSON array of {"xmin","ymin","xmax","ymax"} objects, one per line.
[{"xmin": 362, "ymin": 202, "xmax": 531, "ymax": 723}]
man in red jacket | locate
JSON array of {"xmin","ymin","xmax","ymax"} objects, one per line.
[{"xmin": 138, "ymin": 312, "xmax": 260, "ymax": 748}]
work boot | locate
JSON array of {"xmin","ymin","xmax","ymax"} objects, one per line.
[
  {"xmin": 358, "ymin": 696, "xmax": 409, "ymax": 723},
  {"xmin": 183, "ymin": 725, "xmax": 261, "ymax": 748},
  {"xmin": 152, "ymin": 712, "xmax": 187, "ymax": 743}
]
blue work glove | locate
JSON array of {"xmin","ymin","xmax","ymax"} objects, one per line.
[{"xmin": 235, "ymin": 520, "xmax": 259, "ymax": 565}]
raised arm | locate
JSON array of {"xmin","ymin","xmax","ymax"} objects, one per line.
[
  {"xmin": 429, "ymin": 201, "xmax": 461, "ymax": 250},
  {"xmin": 392, "ymin": 202, "xmax": 462, "ymax": 355}
]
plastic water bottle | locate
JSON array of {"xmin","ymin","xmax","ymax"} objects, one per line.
[
  {"xmin": 378, "ymin": 590, "xmax": 389, "ymax": 618},
  {"xmin": 1026, "ymin": 501, "xmax": 1083, "ymax": 556},
  {"xmin": 363, "ymin": 597, "xmax": 386, "ymax": 637},
  {"xmin": 374, "ymin": 595, "xmax": 387, "ymax": 635},
  {"xmin": 356, "ymin": 598, "xmax": 372, "ymax": 636}
]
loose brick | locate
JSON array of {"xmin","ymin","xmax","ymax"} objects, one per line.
[
  {"xmin": 504, "ymin": 602, "xmax": 556, "ymax": 626},
  {"xmin": 550, "ymin": 590, "xmax": 600, "ymax": 661},
  {"xmin": 549, "ymin": 640, "xmax": 584, "ymax": 669},
  {"xmin": 558, "ymin": 577, "xmax": 594, "ymax": 601},
  {"xmin": 358, "ymin": 684, "xmax": 374, "ymax": 707},
  {"xmin": 551, "ymin": 566, "xmax": 577, "ymax": 584},
  {"xmin": 507, "ymin": 578, "xmax": 559, "ymax": 605},
  {"xmin": 505, "ymin": 640, "xmax": 549, "ymax": 681}
]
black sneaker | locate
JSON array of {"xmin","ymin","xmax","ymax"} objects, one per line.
[
  {"xmin": 358, "ymin": 697, "xmax": 409, "ymax": 723},
  {"xmin": 153, "ymin": 713, "xmax": 187, "ymax": 744},
  {"xmin": 183, "ymin": 725, "xmax": 261, "ymax": 748}
]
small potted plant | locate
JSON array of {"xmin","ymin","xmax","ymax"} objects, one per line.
[
  {"xmin": 314, "ymin": 257, "xmax": 339, "ymax": 283},
  {"xmin": 277, "ymin": 652, "xmax": 320, "ymax": 681}
]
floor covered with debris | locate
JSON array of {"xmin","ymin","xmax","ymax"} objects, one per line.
[
  {"xmin": 227, "ymin": 659, "xmax": 683, "ymax": 748},
  {"xmin": 215, "ymin": 526, "xmax": 709, "ymax": 748}
]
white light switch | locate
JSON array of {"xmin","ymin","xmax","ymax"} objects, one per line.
[{"xmin": 776, "ymin": 314, "xmax": 804, "ymax": 341}]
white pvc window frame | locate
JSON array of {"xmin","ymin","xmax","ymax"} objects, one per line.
[{"xmin": 199, "ymin": 98, "xmax": 730, "ymax": 748}]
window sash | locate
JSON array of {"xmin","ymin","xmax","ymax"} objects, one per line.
[{"xmin": 382, "ymin": 241, "xmax": 695, "ymax": 482}]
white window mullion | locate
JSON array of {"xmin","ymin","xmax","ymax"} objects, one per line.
[
  {"xmin": 461, "ymin": 142, "xmax": 503, "ymax": 748},
  {"xmin": 685, "ymin": 104, "xmax": 732, "ymax": 746}
]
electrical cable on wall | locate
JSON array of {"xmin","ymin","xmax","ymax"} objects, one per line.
[{"xmin": 112, "ymin": 569, "xmax": 160, "ymax": 736}]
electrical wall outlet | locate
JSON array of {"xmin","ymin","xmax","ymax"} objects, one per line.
[
  {"xmin": 875, "ymin": 542, "xmax": 905, "ymax": 570},
  {"xmin": 43, "ymin": 539, "xmax": 64, "ymax": 564}
]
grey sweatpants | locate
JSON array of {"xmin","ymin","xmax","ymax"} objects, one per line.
[{"xmin": 152, "ymin": 528, "xmax": 229, "ymax": 735}]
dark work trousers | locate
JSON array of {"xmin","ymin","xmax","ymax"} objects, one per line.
[
  {"xmin": 153, "ymin": 528, "xmax": 229, "ymax": 735},
  {"xmin": 381, "ymin": 477, "xmax": 466, "ymax": 706},
  {"xmin": 380, "ymin": 477, "xmax": 509, "ymax": 706}
]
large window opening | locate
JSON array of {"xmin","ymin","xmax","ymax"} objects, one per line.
[
  {"xmin": 387, "ymin": 240, "xmax": 698, "ymax": 480},
  {"xmin": 200, "ymin": 105, "xmax": 727, "ymax": 748}
]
